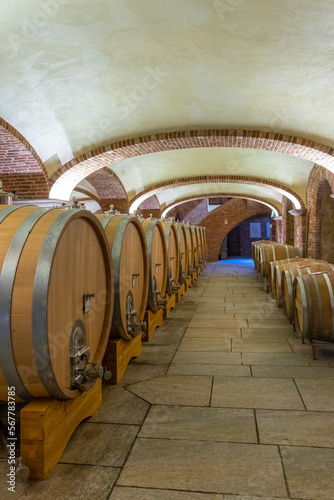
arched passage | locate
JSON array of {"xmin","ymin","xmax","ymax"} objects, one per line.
[
  {"xmin": 315, "ymin": 180, "xmax": 334, "ymax": 262},
  {"xmin": 223, "ymin": 214, "xmax": 272, "ymax": 259}
]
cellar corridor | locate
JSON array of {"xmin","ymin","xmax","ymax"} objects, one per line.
[{"xmin": 2, "ymin": 259, "xmax": 334, "ymax": 500}]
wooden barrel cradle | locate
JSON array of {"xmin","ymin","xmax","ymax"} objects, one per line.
[
  {"xmin": 175, "ymin": 223, "xmax": 189, "ymax": 284},
  {"xmin": 185, "ymin": 224, "xmax": 195, "ymax": 275},
  {"xmin": 141, "ymin": 218, "xmax": 168, "ymax": 312},
  {"xmin": 0, "ymin": 206, "xmax": 113, "ymax": 402},
  {"xmin": 97, "ymin": 215, "xmax": 149, "ymax": 340},
  {"xmin": 260, "ymin": 244, "xmax": 300, "ymax": 279},
  {"xmin": 283, "ymin": 262, "xmax": 334, "ymax": 322},
  {"xmin": 161, "ymin": 221, "xmax": 180, "ymax": 295},
  {"xmin": 294, "ymin": 269, "xmax": 334, "ymax": 341}
]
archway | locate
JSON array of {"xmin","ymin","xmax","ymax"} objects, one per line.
[
  {"xmin": 220, "ymin": 214, "xmax": 271, "ymax": 259},
  {"xmin": 317, "ymin": 180, "xmax": 334, "ymax": 262}
]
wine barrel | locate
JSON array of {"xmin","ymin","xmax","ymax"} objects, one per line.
[
  {"xmin": 201, "ymin": 226, "xmax": 208, "ymax": 262},
  {"xmin": 175, "ymin": 223, "xmax": 189, "ymax": 284},
  {"xmin": 185, "ymin": 224, "xmax": 195, "ymax": 275},
  {"xmin": 0, "ymin": 206, "xmax": 113, "ymax": 402},
  {"xmin": 260, "ymin": 244, "xmax": 299, "ymax": 278},
  {"xmin": 197, "ymin": 226, "xmax": 206, "ymax": 268},
  {"xmin": 270, "ymin": 257, "xmax": 315, "ymax": 304},
  {"xmin": 283, "ymin": 262, "xmax": 334, "ymax": 322},
  {"xmin": 294, "ymin": 269, "xmax": 334, "ymax": 341},
  {"xmin": 97, "ymin": 215, "xmax": 149, "ymax": 340},
  {"xmin": 191, "ymin": 225, "xmax": 200, "ymax": 271},
  {"xmin": 141, "ymin": 218, "xmax": 167, "ymax": 312},
  {"xmin": 161, "ymin": 221, "xmax": 180, "ymax": 295}
]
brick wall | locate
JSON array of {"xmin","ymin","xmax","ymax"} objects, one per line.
[
  {"xmin": 197, "ymin": 198, "xmax": 271, "ymax": 261},
  {"xmin": 169, "ymin": 199, "xmax": 209, "ymax": 223}
]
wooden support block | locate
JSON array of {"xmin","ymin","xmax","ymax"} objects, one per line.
[
  {"xmin": 143, "ymin": 308, "xmax": 164, "ymax": 342},
  {"xmin": 176, "ymin": 283, "xmax": 185, "ymax": 302},
  {"xmin": 185, "ymin": 276, "xmax": 192, "ymax": 290},
  {"xmin": 164, "ymin": 293, "xmax": 176, "ymax": 318},
  {"xmin": 103, "ymin": 335, "xmax": 142, "ymax": 385},
  {"xmin": 191, "ymin": 270, "xmax": 197, "ymax": 283},
  {"xmin": 20, "ymin": 380, "xmax": 102, "ymax": 481}
]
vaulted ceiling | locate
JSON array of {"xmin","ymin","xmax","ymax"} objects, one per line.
[{"xmin": 1, "ymin": 0, "xmax": 333, "ymax": 214}]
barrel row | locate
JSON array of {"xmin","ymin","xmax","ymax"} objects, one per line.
[
  {"xmin": 253, "ymin": 240, "xmax": 334, "ymax": 344},
  {"xmin": 0, "ymin": 206, "xmax": 207, "ymax": 402}
]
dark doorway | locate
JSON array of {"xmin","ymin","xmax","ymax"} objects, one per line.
[{"xmin": 221, "ymin": 214, "xmax": 271, "ymax": 259}]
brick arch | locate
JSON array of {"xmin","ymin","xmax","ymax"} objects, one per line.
[
  {"xmin": 162, "ymin": 193, "xmax": 281, "ymax": 218},
  {"xmin": 130, "ymin": 175, "xmax": 303, "ymax": 211},
  {"xmin": 306, "ymin": 164, "xmax": 334, "ymax": 257},
  {"xmin": 197, "ymin": 198, "xmax": 271, "ymax": 261},
  {"xmin": 0, "ymin": 118, "xmax": 50, "ymax": 199},
  {"xmin": 49, "ymin": 129, "xmax": 333, "ymax": 200}
]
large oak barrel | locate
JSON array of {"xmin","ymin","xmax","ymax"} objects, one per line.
[
  {"xmin": 185, "ymin": 224, "xmax": 195, "ymax": 275},
  {"xmin": 141, "ymin": 218, "xmax": 167, "ymax": 312},
  {"xmin": 294, "ymin": 269, "xmax": 334, "ymax": 341},
  {"xmin": 0, "ymin": 205, "xmax": 113, "ymax": 402},
  {"xmin": 161, "ymin": 221, "xmax": 180, "ymax": 295},
  {"xmin": 270, "ymin": 257, "xmax": 316, "ymax": 304},
  {"xmin": 260, "ymin": 244, "xmax": 299, "ymax": 278},
  {"xmin": 283, "ymin": 262, "xmax": 334, "ymax": 322},
  {"xmin": 175, "ymin": 223, "xmax": 189, "ymax": 284},
  {"xmin": 97, "ymin": 215, "xmax": 149, "ymax": 340},
  {"xmin": 197, "ymin": 226, "xmax": 206, "ymax": 268},
  {"xmin": 201, "ymin": 226, "xmax": 208, "ymax": 262}
]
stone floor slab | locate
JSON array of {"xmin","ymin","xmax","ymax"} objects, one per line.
[
  {"xmin": 295, "ymin": 379, "xmax": 334, "ymax": 411},
  {"xmin": 119, "ymin": 364, "xmax": 168, "ymax": 385},
  {"xmin": 232, "ymin": 338, "xmax": 292, "ymax": 353},
  {"xmin": 211, "ymin": 377, "xmax": 304, "ymax": 410},
  {"xmin": 149, "ymin": 327, "xmax": 186, "ymax": 346},
  {"xmin": 168, "ymin": 363, "xmax": 251, "ymax": 377},
  {"xmin": 247, "ymin": 320, "xmax": 293, "ymax": 329},
  {"xmin": 0, "ymin": 463, "xmax": 119, "ymax": 500},
  {"xmin": 130, "ymin": 345, "xmax": 177, "ymax": 365},
  {"xmin": 224, "ymin": 301, "xmax": 272, "ymax": 309},
  {"xmin": 89, "ymin": 386, "xmax": 149, "ymax": 424},
  {"xmin": 179, "ymin": 338, "xmax": 231, "ymax": 351},
  {"xmin": 139, "ymin": 406, "xmax": 257, "ymax": 443},
  {"xmin": 173, "ymin": 351, "xmax": 242, "ymax": 365},
  {"xmin": 110, "ymin": 487, "xmax": 226, "ymax": 500},
  {"xmin": 127, "ymin": 374, "xmax": 212, "ymax": 406},
  {"xmin": 190, "ymin": 313, "xmax": 235, "ymax": 320},
  {"xmin": 236, "ymin": 312, "xmax": 284, "ymax": 320},
  {"xmin": 257, "ymin": 409, "xmax": 334, "ymax": 447},
  {"xmin": 241, "ymin": 328, "xmax": 296, "ymax": 339},
  {"xmin": 241, "ymin": 352, "xmax": 310, "ymax": 366},
  {"xmin": 167, "ymin": 309, "xmax": 195, "ymax": 318},
  {"xmin": 184, "ymin": 328, "xmax": 241, "ymax": 338},
  {"xmin": 60, "ymin": 423, "xmax": 139, "ymax": 467},
  {"xmin": 281, "ymin": 446, "xmax": 334, "ymax": 500},
  {"xmin": 118, "ymin": 438, "xmax": 287, "ymax": 497},
  {"xmin": 252, "ymin": 364, "xmax": 334, "ymax": 379},
  {"xmin": 188, "ymin": 318, "xmax": 247, "ymax": 329}
]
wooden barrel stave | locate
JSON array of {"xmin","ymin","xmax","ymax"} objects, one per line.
[{"xmin": 175, "ymin": 223, "xmax": 189, "ymax": 284}]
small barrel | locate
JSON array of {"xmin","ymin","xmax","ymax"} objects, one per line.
[
  {"xmin": 270, "ymin": 257, "xmax": 316, "ymax": 304},
  {"xmin": 294, "ymin": 269, "xmax": 334, "ymax": 341},
  {"xmin": 283, "ymin": 262, "xmax": 334, "ymax": 322},
  {"xmin": 97, "ymin": 214, "xmax": 149, "ymax": 340},
  {"xmin": 175, "ymin": 223, "xmax": 189, "ymax": 284},
  {"xmin": 260, "ymin": 244, "xmax": 300, "ymax": 278},
  {"xmin": 161, "ymin": 221, "xmax": 180, "ymax": 295},
  {"xmin": 141, "ymin": 218, "xmax": 168, "ymax": 312},
  {"xmin": 0, "ymin": 205, "xmax": 113, "ymax": 402}
]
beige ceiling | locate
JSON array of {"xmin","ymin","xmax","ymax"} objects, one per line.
[{"xmin": 1, "ymin": 0, "xmax": 333, "ymax": 206}]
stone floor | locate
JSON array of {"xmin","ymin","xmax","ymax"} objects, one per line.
[{"xmin": 1, "ymin": 258, "xmax": 334, "ymax": 499}]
